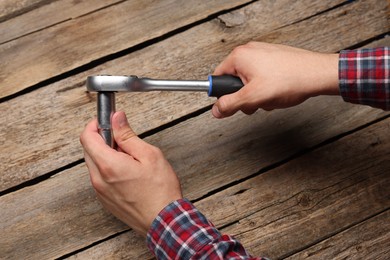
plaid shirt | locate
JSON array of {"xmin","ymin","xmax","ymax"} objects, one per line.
[
  {"xmin": 147, "ymin": 199, "xmax": 266, "ymax": 260},
  {"xmin": 146, "ymin": 47, "xmax": 389, "ymax": 260},
  {"xmin": 339, "ymin": 47, "xmax": 389, "ymax": 110}
]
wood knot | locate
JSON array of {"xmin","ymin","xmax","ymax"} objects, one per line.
[
  {"xmin": 296, "ymin": 191, "xmax": 315, "ymax": 208},
  {"xmin": 218, "ymin": 11, "xmax": 246, "ymax": 28}
]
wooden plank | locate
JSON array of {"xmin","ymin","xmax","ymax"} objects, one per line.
[
  {"xmin": 72, "ymin": 116, "xmax": 390, "ymax": 259},
  {"xmin": 216, "ymin": 119, "xmax": 390, "ymax": 259},
  {"xmin": 1, "ymin": 100, "xmax": 388, "ymax": 258},
  {"xmin": 363, "ymin": 35, "xmax": 390, "ymax": 48},
  {"xmin": 0, "ymin": 0, "xmax": 123, "ymax": 44},
  {"xmin": 69, "ymin": 112, "xmax": 390, "ymax": 259},
  {"xmin": 0, "ymin": 100, "xmax": 386, "ymax": 258},
  {"xmin": 156, "ymin": 99, "xmax": 388, "ymax": 201},
  {"xmin": 1, "ymin": 0, "xmax": 387, "ymax": 192},
  {"xmin": 1, "ymin": 1, "xmax": 388, "ymax": 257},
  {"xmin": 68, "ymin": 230, "xmax": 154, "ymax": 260},
  {"xmin": 0, "ymin": 165, "xmax": 133, "ymax": 259},
  {"xmin": 0, "ymin": 0, "xmax": 49, "ymax": 22},
  {"xmin": 286, "ymin": 210, "xmax": 390, "ymax": 259},
  {"xmin": 67, "ymin": 13, "xmax": 390, "ymax": 259},
  {"xmin": 0, "ymin": 0, "xmax": 256, "ymax": 99},
  {"xmin": 0, "ymin": 98, "xmax": 384, "ymax": 258}
]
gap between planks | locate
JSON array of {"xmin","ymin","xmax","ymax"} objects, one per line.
[
  {"xmin": 281, "ymin": 208, "xmax": 390, "ymax": 259},
  {"xmin": 0, "ymin": 105, "xmax": 211, "ymax": 197},
  {"xmin": 2, "ymin": 0, "xmax": 387, "ymax": 193},
  {"xmin": 57, "ymin": 7, "xmax": 390, "ymax": 259},
  {"xmin": 0, "ymin": 0, "xmax": 260, "ymax": 101},
  {"xmin": 55, "ymin": 113, "xmax": 390, "ymax": 259},
  {"xmin": 64, "ymin": 110, "xmax": 390, "ymax": 259},
  {"xmin": 284, "ymin": 209, "xmax": 390, "ymax": 259},
  {"xmin": 1, "ymin": 1, "xmax": 388, "ymax": 258}
]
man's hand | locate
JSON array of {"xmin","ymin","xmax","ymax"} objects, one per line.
[
  {"xmin": 212, "ymin": 42, "xmax": 340, "ymax": 118},
  {"xmin": 80, "ymin": 111, "xmax": 182, "ymax": 236}
]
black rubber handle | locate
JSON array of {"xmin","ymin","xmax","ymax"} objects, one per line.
[{"xmin": 208, "ymin": 75, "xmax": 244, "ymax": 97}]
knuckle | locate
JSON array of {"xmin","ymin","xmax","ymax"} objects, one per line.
[
  {"xmin": 150, "ymin": 145, "xmax": 163, "ymax": 156},
  {"xmin": 119, "ymin": 129, "xmax": 137, "ymax": 142},
  {"xmin": 145, "ymin": 145, "xmax": 163, "ymax": 161},
  {"xmin": 235, "ymin": 42, "xmax": 255, "ymax": 52},
  {"xmin": 79, "ymin": 131, "xmax": 86, "ymax": 146},
  {"xmin": 231, "ymin": 45, "xmax": 248, "ymax": 57},
  {"xmin": 245, "ymin": 41, "xmax": 257, "ymax": 47},
  {"xmin": 97, "ymin": 162, "xmax": 116, "ymax": 183},
  {"xmin": 90, "ymin": 175, "xmax": 105, "ymax": 193},
  {"xmin": 217, "ymin": 98, "xmax": 229, "ymax": 114},
  {"xmin": 230, "ymin": 42, "xmax": 256, "ymax": 63}
]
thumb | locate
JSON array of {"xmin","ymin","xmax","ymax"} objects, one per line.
[
  {"xmin": 112, "ymin": 111, "xmax": 147, "ymax": 159},
  {"xmin": 212, "ymin": 91, "xmax": 244, "ymax": 119}
]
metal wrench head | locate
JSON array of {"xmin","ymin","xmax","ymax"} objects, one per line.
[
  {"xmin": 87, "ymin": 75, "xmax": 139, "ymax": 92},
  {"xmin": 86, "ymin": 75, "xmax": 137, "ymax": 148}
]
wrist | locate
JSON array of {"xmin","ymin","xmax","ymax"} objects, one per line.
[{"xmin": 309, "ymin": 53, "xmax": 340, "ymax": 97}]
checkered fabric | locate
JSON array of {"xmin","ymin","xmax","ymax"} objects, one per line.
[
  {"xmin": 147, "ymin": 199, "xmax": 267, "ymax": 260},
  {"xmin": 339, "ymin": 47, "xmax": 390, "ymax": 110}
]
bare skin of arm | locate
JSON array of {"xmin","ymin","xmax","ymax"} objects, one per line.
[{"xmin": 212, "ymin": 42, "xmax": 339, "ymax": 118}]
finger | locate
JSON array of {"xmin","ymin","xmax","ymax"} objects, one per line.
[
  {"xmin": 213, "ymin": 51, "xmax": 238, "ymax": 76},
  {"xmin": 83, "ymin": 151, "xmax": 107, "ymax": 193},
  {"xmin": 212, "ymin": 88, "xmax": 247, "ymax": 118},
  {"xmin": 84, "ymin": 149, "xmax": 100, "ymax": 175},
  {"xmin": 112, "ymin": 111, "xmax": 152, "ymax": 161},
  {"xmin": 242, "ymin": 107, "xmax": 258, "ymax": 115},
  {"xmin": 80, "ymin": 119, "xmax": 120, "ymax": 165}
]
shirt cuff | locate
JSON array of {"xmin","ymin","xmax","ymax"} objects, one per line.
[
  {"xmin": 146, "ymin": 199, "xmax": 268, "ymax": 260},
  {"xmin": 339, "ymin": 47, "xmax": 390, "ymax": 110},
  {"xmin": 146, "ymin": 198, "xmax": 219, "ymax": 259}
]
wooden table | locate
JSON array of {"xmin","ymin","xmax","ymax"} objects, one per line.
[{"xmin": 1, "ymin": 0, "xmax": 389, "ymax": 259}]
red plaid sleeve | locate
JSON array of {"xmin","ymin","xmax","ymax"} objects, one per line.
[
  {"xmin": 339, "ymin": 47, "xmax": 390, "ymax": 110},
  {"xmin": 146, "ymin": 199, "xmax": 267, "ymax": 260}
]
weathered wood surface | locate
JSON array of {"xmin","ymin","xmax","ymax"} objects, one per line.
[
  {"xmin": 2, "ymin": 97, "xmax": 388, "ymax": 259},
  {"xmin": 218, "ymin": 119, "xmax": 390, "ymax": 258},
  {"xmin": 0, "ymin": 0, "xmax": 123, "ymax": 44},
  {"xmin": 287, "ymin": 210, "xmax": 390, "ymax": 259},
  {"xmin": 0, "ymin": 0, "xmax": 47, "ymax": 21},
  {"xmin": 1, "ymin": 0, "xmax": 388, "ymax": 193},
  {"xmin": 0, "ymin": 0, "xmax": 257, "ymax": 99},
  {"xmin": 69, "ymin": 35, "xmax": 390, "ymax": 260},
  {"xmin": 69, "ymin": 117, "xmax": 390, "ymax": 260},
  {"xmin": 1, "ymin": 0, "xmax": 389, "ymax": 259}
]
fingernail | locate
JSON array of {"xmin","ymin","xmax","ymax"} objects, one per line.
[
  {"xmin": 117, "ymin": 112, "xmax": 128, "ymax": 128},
  {"xmin": 212, "ymin": 105, "xmax": 222, "ymax": 118}
]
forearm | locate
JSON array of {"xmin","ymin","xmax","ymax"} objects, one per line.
[
  {"xmin": 309, "ymin": 53, "xmax": 340, "ymax": 97},
  {"xmin": 147, "ymin": 199, "xmax": 267, "ymax": 260}
]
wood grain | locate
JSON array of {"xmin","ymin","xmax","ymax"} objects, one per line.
[
  {"xmin": 286, "ymin": 210, "xmax": 390, "ymax": 259},
  {"xmin": 1, "ymin": 0, "xmax": 389, "ymax": 259},
  {"xmin": 217, "ymin": 119, "xmax": 390, "ymax": 258},
  {"xmin": 0, "ymin": 0, "xmax": 50, "ymax": 22},
  {"xmin": 1, "ymin": 99, "xmax": 388, "ymax": 259},
  {"xmin": 0, "ymin": 0, "xmax": 256, "ymax": 99},
  {"xmin": 255, "ymin": 4, "xmax": 390, "ymax": 51},
  {"xmin": 1, "ymin": 0, "xmax": 387, "ymax": 192},
  {"xmin": 69, "ymin": 113, "xmax": 390, "ymax": 259},
  {"xmin": 0, "ymin": 165, "xmax": 133, "ymax": 259},
  {"xmin": 0, "ymin": 0, "xmax": 123, "ymax": 44},
  {"xmin": 156, "ymin": 99, "xmax": 388, "ymax": 201}
]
